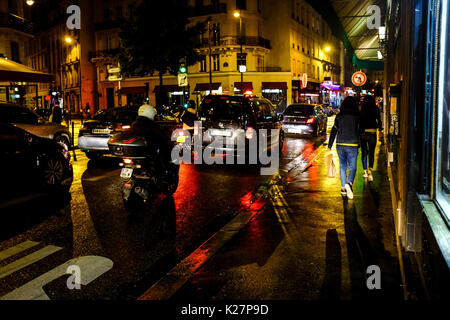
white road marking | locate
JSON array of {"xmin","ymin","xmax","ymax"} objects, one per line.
[
  {"xmin": 0, "ymin": 241, "xmax": 39, "ymax": 262},
  {"xmin": 0, "ymin": 245, "xmax": 62, "ymax": 279},
  {"xmin": 0, "ymin": 256, "xmax": 113, "ymax": 300}
]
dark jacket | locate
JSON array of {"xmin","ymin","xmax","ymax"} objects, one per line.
[
  {"xmin": 328, "ymin": 112, "xmax": 360, "ymax": 148},
  {"xmin": 51, "ymin": 106, "xmax": 62, "ymax": 124},
  {"xmin": 131, "ymin": 116, "xmax": 171, "ymax": 161},
  {"xmin": 360, "ymin": 106, "xmax": 382, "ymax": 131}
]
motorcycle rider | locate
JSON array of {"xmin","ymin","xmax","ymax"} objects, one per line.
[{"xmin": 131, "ymin": 104, "xmax": 173, "ymax": 176}]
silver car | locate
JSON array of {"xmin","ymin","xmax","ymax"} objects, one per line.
[{"xmin": 0, "ymin": 103, "xmax": 72, "ymax": 147}]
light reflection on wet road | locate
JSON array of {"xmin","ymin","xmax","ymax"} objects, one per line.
[{"xmin": 0, "ymin": 120, "xmax": 331, "ymax": 299}]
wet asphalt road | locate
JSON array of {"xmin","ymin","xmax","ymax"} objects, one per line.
[{"xmin": 0, "ymin": 120, "xmax": 330, "ymax": 300}]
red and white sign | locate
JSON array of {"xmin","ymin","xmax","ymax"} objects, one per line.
[
  {"xmin": 301, "ymin": 73, "xmax": 308, "ymax": 89},
  {"xmin": 352, "ymin": 71, "xmax": 367, "ymax": 86}
]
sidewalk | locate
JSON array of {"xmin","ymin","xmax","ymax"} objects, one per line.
[{"xmin": 170, "ymin": 142, "xmax": 408, "ymax": 300}]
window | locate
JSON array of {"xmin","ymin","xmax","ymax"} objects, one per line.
[
  {"xmin": 11, "ymin": 42, "xmax": 19, "ymax": 62},
  {"xmin": 237, "ymin": 53, "xmax": 246, "ymax": 70},
  {"xmin": 236, "ymin": 0, "xmax": 246, "ymax": 10},
  {"xmin": 212, "ymin": 23, "xmax": 220, "ymax": 46},
  {"xmin": 212, "ymin": 54, "xmax": 220, "ymax": 71},
  {"xmin": 436, "ymin": 0, "xmax": 450, "ymax": 218},
  {"xmin": 200, "ymin": 55, "xmax": 207, "ymax": 72}
]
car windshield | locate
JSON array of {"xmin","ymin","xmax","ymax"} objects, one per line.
[
  {"xmin": 284, "ymin": 105, "xmax": 315, "ymax": 116},
  {"xmin": 199, "ymin": 96, "xmax": 244, "ymax": 121}
]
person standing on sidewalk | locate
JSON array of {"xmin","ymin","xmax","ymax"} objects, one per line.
[
  {"xmin": 328, "ymin": 96, "xmax": 361, "ymax": 199},
  {"xmin": 359, "ymin": 95, "xmax": 382, "ymax": 182}
]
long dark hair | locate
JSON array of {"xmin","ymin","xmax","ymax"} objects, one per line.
[
  {"xmin": 339, "ymin": 96, "xmax": 359, "ymax": 115},
  {"xmin": 360, "ymin": 95, "xmax": 378, "ymax": 119}
]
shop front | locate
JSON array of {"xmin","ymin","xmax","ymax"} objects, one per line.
[
  {"xmin": 320, "ymin": 81, "xmax": 343, "ymax": 108},
  {"xmin": 299, "ymin": 81, "xmax": 321, "ymax": 104},
  {"xmin": 261, "ymin": 82, "xmax": 287, "ymax": 113},
  {"xmin": 121, "ymin": 86, "xmax": 147, "ymax": 106},
  {"xmin": 192, "ymin": 82, "xmax": 222, "ymax": 110},
  {"xmin": 153, "ymin": 84, "xmax": 189, "ymax": 107}
]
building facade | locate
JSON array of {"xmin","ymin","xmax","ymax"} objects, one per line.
[{"xmin": 90, "ymin": 0, "xmax": 345, "ymax": 112}]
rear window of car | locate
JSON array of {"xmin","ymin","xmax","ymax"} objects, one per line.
[
  {"xmin": 0, "ymin": 105, "xmax": 38, "ymax": 124},
  {"xmin": 284, "ymin": 105, "xmax": 315, "ymax": 116},
  {"xmin": 199, "ymin": 96, "xmax": 247, "ymax": 121},
  {"xmin": 93, "ymin": 109, "xmax": 137, "ymax": 123}
]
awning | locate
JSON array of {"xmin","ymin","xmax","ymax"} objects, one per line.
[
  {"xmin": 262, "ymin": 82, "xmax": 287, "ymax": 90},
  {"xmin": 234, "ymin": 82, "xmax": 253, "ymax": 91},
  {"xmin": 121, "ymin": 86, "xmax": 146, "ymax": 94},
  {"xmin": 0, "ymin": 58, "xmax": 55, "ymax": 83},
  {"xmin": 194, "ymin": 82, "xmax": 221, "ymax": 91},
  {"xmin": 153, "ymin": 85, "xmax": 185, "ymax": 93}
]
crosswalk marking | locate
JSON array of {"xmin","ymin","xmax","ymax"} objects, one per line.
[
  {"xmin": 0, "ymin": 245, "xmax": 62, "ymax": 279},
  {"xmin": 0, "ymin": 241, "xmax": 39, "ymax": 262},
  {"xmin": 1, "ymin": 256, "xmax": 113, "ymax": 300}
]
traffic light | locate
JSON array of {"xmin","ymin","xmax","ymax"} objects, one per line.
[{"xmin": 179, "ymin": 64, "xmax": 187, "ymax": 74}]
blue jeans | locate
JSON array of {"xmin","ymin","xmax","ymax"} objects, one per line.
[
  {"xmin": 336, "ymin": 145, "xmax": 358, "ymax": 188},
  {"xmin": 360, "ymin": 133, "xmax": 377, "ymax": 170}
]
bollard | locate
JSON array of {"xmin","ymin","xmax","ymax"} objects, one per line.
[{"xmin": 71, "ymin": 121, "xmax": 77, "ymax": 161}]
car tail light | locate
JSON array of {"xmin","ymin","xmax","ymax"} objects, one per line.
[
  {"xmin": 116, "ymin": 125, "xmax": 131, "ymax": 131},
  {"xmin": 80, "ymin": 124, "xmax": 87, "ymax": 129},
  {"xmin": 306, "ymin": 118, "xmax": 315, "ymax": 124},
  {"xmin": 194, "ymin": 123, "xmax": 199, "ymax": 135},
  {"xmin": 123, "ymin": 158, "xmax": 133, "ymax": 164},
  {"xmin": 246, "ymin": 127, "xmax": 255, "ymax": 140}
]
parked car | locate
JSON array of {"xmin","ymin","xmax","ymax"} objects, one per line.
[
  {"xmin": 281, "ymin": 103, "xmax": 328, "ymax": 136},
  {"xmin": 0, "ymin": 103, "xmax": 72, "ymax": 147},
  {"xmin": 78, "ymin": 106, "xmax": 181, "ymax": 159},
  {"xmin": 0, "ymin": 122, "xmax": 73, "ymax": 201},
  {"xmin": 197, "ymin": 95, "xmax": 284, "ymax": 161}
]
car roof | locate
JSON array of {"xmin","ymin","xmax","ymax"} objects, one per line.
[{"xmin": 287, "ymin": 103, "xmax": 319, "ymax": 107}]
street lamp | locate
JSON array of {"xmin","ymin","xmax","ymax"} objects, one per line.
[
  {"xmin": 26, "ymin": 0, "xmax": 34, "ymax": 6},
  {"xmin": 234, "ymin": 10, "xmax": 244, "ymax": 94},
  {"xmin": 65, "ymin": 36, "xmax": 73, "ymax": 44}
]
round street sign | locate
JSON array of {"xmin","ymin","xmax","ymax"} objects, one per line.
[{"xmin": 352, "ymin": 71, "xmax": 367, "ymax": 86}]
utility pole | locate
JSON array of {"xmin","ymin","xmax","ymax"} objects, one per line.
[{"xmin": 208, "ymin": 21, "xmax": 212, "ymax": 94}]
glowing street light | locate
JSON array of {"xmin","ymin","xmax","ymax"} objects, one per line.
[
  {"xmin": 65, "ymin": 36, "xmax": 73, "ymax": 44},
  {"xmin": 233, "ymin": 11, "xmax": 240, "ymax": 18},
  {"xmin": 324, "ymin": 46, "xmax": 331, "ymax": 52},
  {"xmin": 26, "ymin": 0, "xmax": 34, "ymax": 6}
]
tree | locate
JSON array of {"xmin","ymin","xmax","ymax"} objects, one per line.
[{"xmin": 119, "ymin": 0, "xmax": 206, "ymax": 106}]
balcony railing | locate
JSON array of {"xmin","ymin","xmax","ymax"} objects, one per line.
[
  {"xmin": 188, "ymin": 3, "xmax": 227, "ymax": 17},
  {"xmin": 256, "ymin": 66, "xmax": 282, "ymax": 72},
  {"xmin": 195, "ymin": 36, "xmax": 271, "ymax": 50},
  {"xmin": 0, "ymin": 13, "xmax": 34, "ymax": 34},
  {"xmin": 89, "ymin": 48, "xmax": 120, "ymax": 61}
]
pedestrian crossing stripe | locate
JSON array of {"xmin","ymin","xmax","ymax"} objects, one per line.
[
  {"xmin": 0, "ymin": 240, "xmax": 113, "ymax": 300},
  {"xmin": 0, "ymin": 240, "xmax": 39, "ymax": 262}
]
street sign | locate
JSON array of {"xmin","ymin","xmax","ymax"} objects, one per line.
[
  {"xmin": 108, "ymin": 74, "xmax": 122, "ymax": 81},
  {"xmin": 178, "ymin": 73, "xmax": 188, "ymax": 87},
  {"xmin": 108, "ymin": 67, "xmax": 121, "ymax": 73},
  {"xmin": 352, "ymin": 71, "xmax": 367, "ymax": 86}
]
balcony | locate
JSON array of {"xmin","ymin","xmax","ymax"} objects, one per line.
[
  {"xmin": 89, "ymin": 48, "xmax": 120, "ymax": 61},
  {"xmin": 196, "ymin": 36, "xmax": 271, "ymax": 50},
  {"xmin": 0, "ymin": 13, "xmax": 34, "ymax": 34},
  {"xmin": 188, "ymin": 3, "xmax": 227, "ymax": 17}
]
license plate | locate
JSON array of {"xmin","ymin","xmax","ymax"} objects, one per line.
[
  {"xmin": 210, "ymin": 129, "xmax": 232, "ymax": 137},
  {"xmin": 288, "ymin": 128, "xmax": 301, "ymax": 133},
  {"xmin": 176, "ymin": 136, "xmax": 187, "ymax": 143},
  {"xmin": 120, "ymin": 168, "xmax": 133, "ymax": 179},
  {"xmin": 92, "ymin": 129, "xmax": 110, "ymax": 134}
]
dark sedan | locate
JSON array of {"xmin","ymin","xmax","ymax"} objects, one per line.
[
  {"xmin": 281, "ymin": 104, "xmax": 327, "ymax": 136},
  {"xmin": 0, "ymin": 122, "xmax": 73, "ymax": 201}
]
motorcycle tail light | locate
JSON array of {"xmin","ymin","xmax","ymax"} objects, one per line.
[
  {"xmin": 123, "ymin": 158, "xmax": 133, "ymax": 164},
  {"xmin": 306, "ymin": 118, "xmax": 315, "ymax": 124},
  {"xmin": 116, "ymin": 125, "xmax": 131, "ymax": 131}
]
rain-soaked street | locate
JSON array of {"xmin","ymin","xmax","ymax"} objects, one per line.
[{"xmin": 0, "ymin": 120, "xmax": 403, "ymax": 300}]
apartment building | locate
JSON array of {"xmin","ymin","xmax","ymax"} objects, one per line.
[{"xmin": 91, "ymin": 0, "xmax": 345, "ymax": 111}]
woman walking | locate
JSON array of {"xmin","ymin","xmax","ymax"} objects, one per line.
[
  {"xmin": 328, "ymin": 96, "xmax": 360, "ymax": 199},
  {"xmin": 359, "ymin": 95, "xmax": 382, "ymax": 182}
]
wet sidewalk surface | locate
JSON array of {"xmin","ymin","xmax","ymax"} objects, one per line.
[{"xmin": 171, "ymin": 143, "xmax": 404, "ymax": 300}]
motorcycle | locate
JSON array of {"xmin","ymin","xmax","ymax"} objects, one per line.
[{"xmin": 108, "ymin": 130, "xmax": 184, "ymax": 214}]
